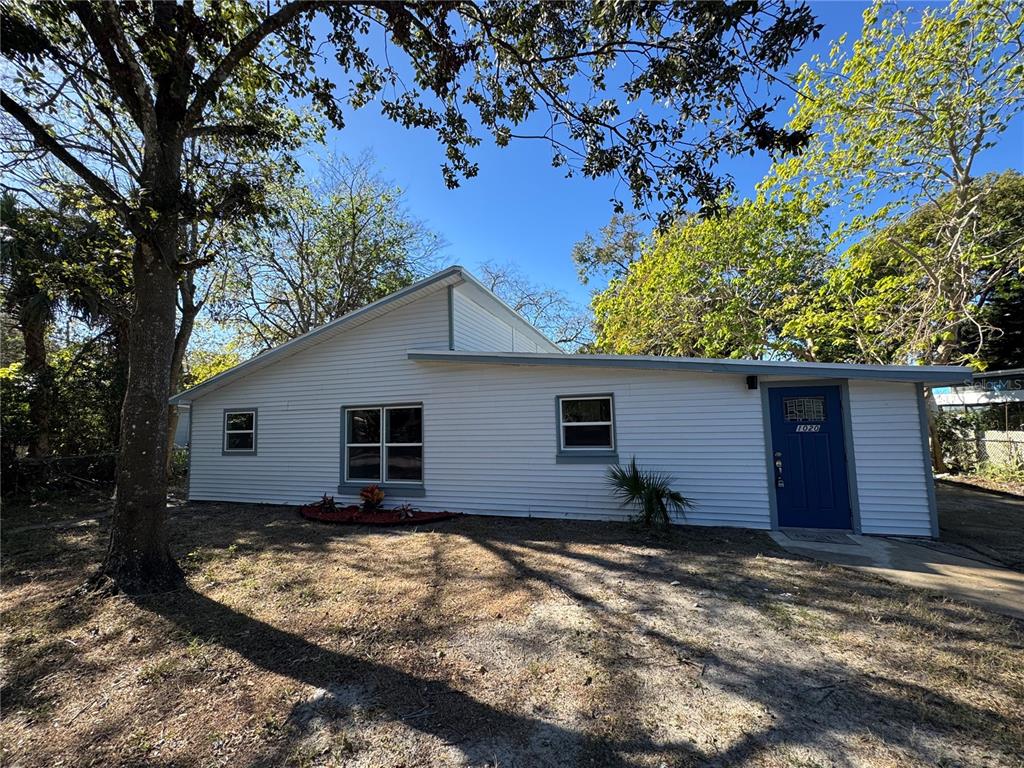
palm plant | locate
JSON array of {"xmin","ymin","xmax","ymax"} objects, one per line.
[{"xmin": 606, "ymin": 457, "xmax": 693, "ymax": 528}]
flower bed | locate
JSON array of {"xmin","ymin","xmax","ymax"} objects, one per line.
[{"xmin": 298, "ymin": 495, "xmax": 461, "ymax": 526}]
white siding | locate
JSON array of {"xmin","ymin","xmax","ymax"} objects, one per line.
[
  {"xmin": 451, "ymin": 289, "xmax": 513, "ymax": 351},
  {"xmin": 512, "ymin": 328, "xmax": 540, "ymax": 353},
  {"xmin": 408, "ymin": 364, "xmax": 771, "ymax": 528},
  {"xmin": 848, "ymin": 380, "xmax": 933, "ymax": 536},
  {"xmin": 188, "ymin": 290, "xmax": 451, "ymax": 505},
  {"xmin": 187, "ymin": 287, "xmax": 933, "ymax": 534},
  {"xmin": 188, "ymin": 290, "xmax": 772, "ymax": 527},
  {"xmin": 450, "ymin": 281, "xmax": 561, "ymax": 353}
]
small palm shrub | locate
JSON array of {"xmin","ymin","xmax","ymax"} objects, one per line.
[{"xmin": 606, "ymin": 457, "xmax": 693, "ymax": 528}]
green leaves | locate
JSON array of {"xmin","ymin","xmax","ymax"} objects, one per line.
[
  {"xmin": 764, "ymin": 0, "xmax": 1024, "ymax": 246},
  {"xmin": 590, "ymin": 198, "xmax": 825, "ymax": 360},
  {"xmin": 606, "ymin": 457, "xmax": 693, "ymax": 528},
  {"xmin": 758, "ymin": 0, "xmax": 1024, "ymax": 366}
]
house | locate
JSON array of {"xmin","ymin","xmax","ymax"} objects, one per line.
[{"xmin": 171, "ymin": 266, "xmax": 971, "ymax": 537}]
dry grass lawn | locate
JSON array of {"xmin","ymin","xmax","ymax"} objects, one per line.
[{"xmin": 2, "ymin": 494, "xmax": 1023, "ymax": 767}]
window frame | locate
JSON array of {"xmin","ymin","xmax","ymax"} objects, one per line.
[
  {"xmin": 222, "ymin": 408, "xmax": 257, "ymax": 455},
  {"xmin": 556, "ymin": 394, "xmax": 617, "ymax": 462},
  {"xmin": 341, "ymin": 403, "xmax": 424, "ymax": 488}
]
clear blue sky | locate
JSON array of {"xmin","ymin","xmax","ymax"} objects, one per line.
[{"xmin": 305, "ymin": 1, "xmax": 1024, "ymax": 307}]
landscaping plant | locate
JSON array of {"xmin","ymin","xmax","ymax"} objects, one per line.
[
  {"xmin": 607, "ymin": 458, "xmax": 693, "ymax": 528},
  {"xmin": 359, "ymin": 485, "xmax": 385, "ymax": 512}
]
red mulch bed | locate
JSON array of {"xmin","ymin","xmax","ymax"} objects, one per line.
[{"xmin": 298, "ymin": 501, "xmax": 461, "ymax": 526}]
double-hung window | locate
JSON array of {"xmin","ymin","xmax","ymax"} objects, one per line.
[
  {"xmin": 558, "ymin": 395, "xmax": 615, "ymax": 452},
  {"xmin": 223, "ymin": 410, "xmax": 257, "ymax": 454},
  {"xmin": 344, "ymin": 404, "xmax": 423, "ymax": 484}
]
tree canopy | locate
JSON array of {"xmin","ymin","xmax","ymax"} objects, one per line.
[
  {"xmin": 591, "ymin": 199, "xmax": 824, "ymax": 359},
  {"xmin": 784, "ymin": 171, "xmax": 1024, "ymax": 365},
  {"xmin": 2, "ymin": 0, "xmax": 823, "ymax": 590},
  {"xmin": 210, "ymin": 153, "xmax": 444, "ymax": 351},
  {"xmin": 589, "ymin": 0, "xmax": 1024, "ymax": 368}
]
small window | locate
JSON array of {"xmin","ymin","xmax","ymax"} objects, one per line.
[
  {"xmin": 559, "ymin": 396, "xmax": 614, "ymax": 450},
  {"xmin": 345, "ymin": 405, "xmax": 423, "ymax": 483},
  {"xmin": 784, "ymin": 397, "xmax": 826, "ymax": 423},
  {"xmin": 223, "ymin": 410, "xmax": 256, "ymax": 453}
]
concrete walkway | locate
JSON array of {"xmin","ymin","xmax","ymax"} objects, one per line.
[{"xmin": 770, "ymin": 530, "xmax": 1024, "ymax": 621}]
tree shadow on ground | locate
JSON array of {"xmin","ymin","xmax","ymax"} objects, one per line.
[
  {"xmin": 133, "ymin": 585, "xmax": 701, "ymax": 768},
  {"xmin": 126, "ymin": 510, "xmax": 1023, "ymax": 767}
]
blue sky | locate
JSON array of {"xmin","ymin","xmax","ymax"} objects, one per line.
[{"xmin": 304, "ymin": 1, "xmax": 1024, "ymax": 307}]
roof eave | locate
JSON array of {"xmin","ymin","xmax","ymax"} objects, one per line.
[{"xmin": 406, "ymin": 350, "xmax": 972, "ymax": 386}]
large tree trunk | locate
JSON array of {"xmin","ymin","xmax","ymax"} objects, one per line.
[
  {"xmin": 95, "ymin": 231, "xmax": 183, "ymax": 592},
  {"xmin": 107, "ymin": 317, "xmax": 132, "ymax": 449},
  {"xmin": 20, "ymin": 309, "xmax": 53, "ymax": 457}
]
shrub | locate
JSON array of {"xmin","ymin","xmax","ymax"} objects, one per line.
[
  {"xmin": 359, "ymin": 484, "xmax": 385, "ymax": 511},
  {"xmin": 169, "ymin": 448, "xmax": 189, "ymax": 480},
  {"xmin": 933, "ymin": 410, "xmax": 982, "ymax": 473},
  {"xmin": 606, "ymin": 457, "xmax": 693, "ymax": 528}
]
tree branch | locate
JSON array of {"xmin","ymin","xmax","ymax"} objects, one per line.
[
  {"xmin": 73, "ymin": 2, "xmax": 157, "ymax": 136},
  {"xmin": 184, "ymin": 1, "xmax": 329, "ymax": 129},
  {"xmin": 0, "ymin": 90, "xmax": 135, "ymax": 226}
]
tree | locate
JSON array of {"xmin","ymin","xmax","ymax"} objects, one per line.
[
  {"xmin": 210, "ymin": 154, "xmax": 444, "ymax": 351},
  {"xmin": 2, "ymin": 1, "xmax": 820, "ymax": 591},
  {"xmin": 765, "ymin": 0, "xmax": 1024, "ymax": 365},
  {"xmin": 975, "ymin": 273, "xmax": 1024, "ymax": 370},
  {"xmin": 0, "ymin": 195, "xmax": 133, "ymax": 457},
  {"xmin": 591, "ymin": 199, "xmax": 824, "ymax": 359},
  {"xmin": 180, "ymin": 341, "xmax": 244, "ymax": 391},
  {"xmin": 1, "ymin": 195, "xmax": 57, "ymax": 457},
  {"xmin": 571, "ymin": 213, "xmax": 646, "ymax": 287},
  {"xmin": 784, "ymin": 171, "xmax": 1024, "ymax": 366},
  {"xmin": 477, "ymin": 261, "xmax": 592, "ymax": 350}
]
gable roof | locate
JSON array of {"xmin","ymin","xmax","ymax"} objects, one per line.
[
  {"xmin": 169, "ymin": 265, "xmax": 561, "ymax": 404},
  {"xmin": 406, "ymin": 350, "xmax": 971, "ymax": 385}
]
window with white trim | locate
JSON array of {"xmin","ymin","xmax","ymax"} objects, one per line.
[
  {"xmin": 223, "ymin": 410, "xmax": 256, "ymax": 453},
  {"xmin": 559, "ymin": 396, "xmax": 614, "ymax": 451},
  {"xmin": 345, "ymin": 405, "xmax": 423, "ymax": 483}
]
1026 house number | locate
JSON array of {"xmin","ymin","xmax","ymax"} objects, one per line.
[{"xmin": 795, "ymin": 424, "xmax": 822, "ymax": 432}]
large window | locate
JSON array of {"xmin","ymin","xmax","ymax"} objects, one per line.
[
  {"xmin": 223, "ymin": 410, "xmax": 257, "ymax": 454},
  {"xmin": 559, "ymin": 396, "xmax": 614, "ymax": 451},
  {"xmin": 344, "ymin": 405, "xmax": 423, "ymax": 483}
]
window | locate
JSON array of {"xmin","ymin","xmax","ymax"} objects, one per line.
[
  {"xmin": 559, "ymin": 396, "xmax": 614, "ymax": 451},
  {"xmin": 344, "ymin": 405, "xmax": 423, "ymax": 483},
  {"xmin": 783, "ymin": 397, "xmax": 826, "ymax": 423},
  {"xmin": 223, "ymin": 410, "xmax": 256, "ymax": 453}
]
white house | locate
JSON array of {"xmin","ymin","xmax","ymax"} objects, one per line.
[{"xmin": 171, "ymin": 266, "xmax": 970, "ymax": 537}]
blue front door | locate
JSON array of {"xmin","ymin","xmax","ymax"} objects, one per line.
[{"xmin": 768, "ymin": 386, "xmax": 852, "ymax": 530}]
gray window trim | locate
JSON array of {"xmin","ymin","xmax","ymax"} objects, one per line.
[
  {"xmin": 340, "ymin": 402, "xmax": 425, "ymax": 492},
  {"xmin": 222, "ymin": 408, "xmax": 258, "ymax": 455},
  {"xmin": 555, "ymin": 393, "xmax": 618, "ymax": 464},
  {"xmin": 337, "ymin": 482, "xmax": 427, "ymax": 498},
  {"xmin": 759, "ymin": 380, "xmax": 861, "ymax": 534}
]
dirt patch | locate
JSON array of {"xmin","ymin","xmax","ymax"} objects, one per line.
[
  {"xmin": 937, "ymin": 481, "xmax": 1024, "ymax": 571},
  {"xmin": 941, "ymin": 474, "xmax": 1024, "ymax": 497},
  {"xmin": 2, "ymin": 499, "xmax": 1022, "ymax": 767}
]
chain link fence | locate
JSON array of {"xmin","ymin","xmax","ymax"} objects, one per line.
[{"xmin": 935, "ymin": 405, "xmax": 1024, "ymax": 477}]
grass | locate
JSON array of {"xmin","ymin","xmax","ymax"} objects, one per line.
[{"xmin": 1, "ymin": 495, "xmax": 1022, "ymax": 767}]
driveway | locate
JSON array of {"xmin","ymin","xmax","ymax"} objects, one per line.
[{"xmin": 770, "ymin": 483, "xmax": 1024, "ymax": 620}]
